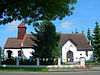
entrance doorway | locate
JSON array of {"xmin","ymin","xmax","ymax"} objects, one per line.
[{"xmin": 67, "ymin": 50, "xmax": 73, "ymax": 62}]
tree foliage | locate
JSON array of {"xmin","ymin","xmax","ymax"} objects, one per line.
[
  {"xmin": 87, "ymin": 28, "xmax": 91, "ymax": 40},
  {"xmin": 31, "ymin": 20, "xmax": 61, "ymax": 58},
  {"xmin": 87, "ymin": 28, "xmax": 93, "ymax": 45},
  {"xmin": 0, "ymin": 0, "xmax": 77, "ymax": 25},
  {"xmin": 92, "ymin": 21, "xmax": 100, "ymax": 60},
  {"xmin": 75, "ymin": 29, "xmax": 78, "ymax": 33}
]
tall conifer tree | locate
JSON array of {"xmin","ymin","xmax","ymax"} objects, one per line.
[
  {"xmin": 93, "ymin": 21, "xmax": 100, "ymax": 60},
  {"xmin": 75, "ymin": 29, "xmax": 78, "ymax": 33},
  {"xmin": 87, "ymin": 28, "xmax": 93, "ymax": 45},
  {"xmin": 87, "ymin": 28, "xmax": 91, "ymax": 40}
]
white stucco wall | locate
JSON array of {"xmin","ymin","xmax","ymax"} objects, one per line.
[
  {"xmin": 62, "ymin": 40, "xmax": 77, "ymax": 62},
  {"xmin": 22, "ymin": 48, "xmax": 35, "ymax": 59},
  {"xmin": 75, "ymin": 51, "xmax": 93, "ymax": 62},
  {"xmin": 62, "ymin": 40, "xmax": 93, "ymax": 63},
  {"xmin": 4, "ymin": 48, "xmax": 35, "ymax": 59},
  {"xmin": 86, "ymin": 51, "xmax": 94, "ymax": 61},
  {"xmin": 4, "ymin": 49, "xmax": 20, "ymax": 58}
]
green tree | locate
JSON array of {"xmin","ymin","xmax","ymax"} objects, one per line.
[
  {"xmin": 0, "ymin": 0, "xmax": 77, "ymax": 25},
  {"xmin": 75, "ymin": 29, "xmax": 78, "ymax": 33},
  {"xmin": 87, "ymin": 28, "xmax": 91, "ymax": 40},
  {"xmin": 51, "ymin": 33, "xmax": 61, "ymax": 58},
  {"xmin": 31, "ymin": 20, "xmax": 61, "ymax": 58},
  {"xmin": 93, "ymin": 21, "xmax": 100, "ymax": 60},
  {"xmin": 87, "ymin": 28, "xmax": 93, "ymax": 45}
]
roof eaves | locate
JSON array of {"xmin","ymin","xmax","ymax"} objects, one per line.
[{"xmin": 3, "ymin": 38, "xmax": 9, "ymax": 48}]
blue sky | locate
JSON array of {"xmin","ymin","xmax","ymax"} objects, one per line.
[{"xmin": 0, "ymin": 0, "xmax": 100, "ymax": 48}]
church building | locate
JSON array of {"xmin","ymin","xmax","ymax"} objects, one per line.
[{"xmin": 4, "ymin": 22, "xmax": 93, "ymax": 62}]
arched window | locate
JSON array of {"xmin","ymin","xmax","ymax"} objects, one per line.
[
  {"xmin": 7, "ymin": 50, "xmax": 12, "ymax": 58},
  {"xmin": 18, "ymin": 50, "xmax": 21, "ymax": 57}
]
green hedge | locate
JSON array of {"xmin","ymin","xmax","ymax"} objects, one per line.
[
  {"xmin": 1, "ymin": 58, "xmax": 58, "ymax": 65},
  {"xmin": 1, "ymin": 58, "xmax": 16, "ymax": 65},
  {"xmin": 19, "ymin": 58, "xmax": 36, "ymax": 65},
  {"xmin": 86, "ymin": 61, "xmax": 100, "ymax": 65},
  {"xmin": 39, "ymin": 58, "xmax": 58, "ymax": 65}
]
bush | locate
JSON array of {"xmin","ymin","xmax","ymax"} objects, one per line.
[
  {"xmin": 1, "ymin": 58, "xmax": 58, "ymax": 65},
  {"xmin": 39, "ymin": 58, "xmax": 58, "ymax": 65},
  {"xmin": 19, "ymin": 58, "xmax": 36, "ymax": 65},
  {"xmin": 86, "ymin": 61, "xmax": 100, "ymax": 65},
  {"xmin": 1, "ymin": 58, "xmax": 16, "ymax": 65}
]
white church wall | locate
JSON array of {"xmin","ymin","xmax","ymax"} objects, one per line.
[
  {"xmin": 86, "ymin": 51, "xmax": 93, "ymax": 61},
  {"xmin": 4, "ymin": 49, "xmax": 20, "ymax": 58},
  {"xmin": 22, "ymin": 48, "xmax": 35, "ymax": 59},
  {"xmin": 75, "ymin": 50, "xmax": 93, "ymax": 62},
  {"xmin": 62, "ymin": 40, "xmax": 77, "ymax": 63},
  {"xmin": 75, "ymin": 51, "xmax": 86, "ymax": 62},
  {"xmin": 62, "ymin": 40, "xmax": 94, "ymax": 63},
  {"xmin": 4, "ymin": 48, "xmax": 35, "ymax": 59}
]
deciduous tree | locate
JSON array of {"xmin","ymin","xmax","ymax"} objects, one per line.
[
  {"xmin": 0, "ymin": 0, "xmax": 77, "ymax": 25},
  {"xmin": 31, "ymin": 20, "xmax": 61, "ymax": 58}
]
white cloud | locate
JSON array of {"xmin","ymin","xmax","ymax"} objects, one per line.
[
  {"xmin": 6, "ymin": 21, "xmax": 21, "ymax": 31},
  {"xmin": 60, "ymin": 21, "xmax": 76, "ymax": 30}
]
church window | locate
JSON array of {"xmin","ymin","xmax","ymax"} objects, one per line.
[
  {"xmin": 86, "ymin": 50, "xmax": 88, "ymax": 56},
  {"xmin": 18, "ymin": 50, "xmax": 21, "ymax": 57},
  {"xmin": 80, "ymin": 54, "xmax": 82, "ymax": 55},
  {"xmin": 7, "ymin": 50, "xmax": 12, "ymax": 58}
]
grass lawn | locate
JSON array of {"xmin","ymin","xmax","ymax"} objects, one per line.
[
  {"xmin": 86, "ymin": 61, "xmax": 100, "ymax": 65},
  {"xmin": 0, "ymin": 67, "xmax": 100, "ymax": 72},
  {"xmin": 61, "ymin": 64, "xmax": 72, "ymax": 65},
  {"xmin": 0, "ymin": 67, "xmax": 48, "ymax": 72}
]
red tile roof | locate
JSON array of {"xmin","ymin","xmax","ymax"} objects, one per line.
[
  {"xmin": 4, "ymin": 38, "xmax": 21, "ymax": 48},
  {"xmin": 61, "ymin": 33, "xmax": 93, "ymax": 50},
  {"xmin": 4, "ymin": 33, "xmax": 93, "ymax": 50},
  {"xmin": 18, "ymin": 22, "xmax": 26, "ymax": 28},
  {"xmin": 4, "ymin": 34, "xmax": 36, "ymax": 48}
]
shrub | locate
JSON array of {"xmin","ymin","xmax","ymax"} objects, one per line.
[
  {"xmin": 39, "ymin": 58, "xmax": 58, "ymax": 65},
  {"xmin": 19, "ymin": 58, "xmax": 36, "ymax": 65},
  {"xmin": 1, "ymin": 58, "xmax": 16, "ymax": 65}
]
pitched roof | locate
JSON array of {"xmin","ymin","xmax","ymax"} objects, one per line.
[
  {"xmin": 61, "ymin": 33, "xmax": 93, "ymax": 50},
  {"xmin": 4, "ymin": 34, "xmax": 36, "ymax": 48},
  {"xmin": 4, "ymin": 33, "xmax": 93, "ymax": 50},
  {"xmin": 23, "ymin": 34, "xmax": 36, "ymax": 47},
  {"xmin": 18, "ymin": 22, "xmax": 27, "ymax": 28}
]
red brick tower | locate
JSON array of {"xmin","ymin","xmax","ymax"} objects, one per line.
[{"xmin": 17, "ymin": 22, "xmax": 27, "ymax": 40}]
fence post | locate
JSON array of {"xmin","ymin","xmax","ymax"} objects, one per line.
[
  {"xmin": 37, "ymin": 58, "xmax": 39, "ymax": 67},
  {"xmin": 80, "ymin": 57, "xmax": 85, "ymax": 68},
  {"xmin": 58, "ymin": 57, "xmax": 61, "ymax": 67},
  {"xmin": 16, "ymin": 57, "xmax": 19, "ymax": 66}
]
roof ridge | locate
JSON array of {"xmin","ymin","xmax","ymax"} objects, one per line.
[
  {"xmin": 18, "ymin": 22, "xmax": 26, "ymax": 28},
  {"xmin": 8, "ymin": 37, "xmax": 17, "ymax": 39},
  {"xmin": 26, "ymin": 34, "xmax": 31, "ymax": 35}
]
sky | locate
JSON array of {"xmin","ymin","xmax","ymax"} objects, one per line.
[{"xmin": 0, "ymin": 0, "xmax": 100, "ymax": 48}]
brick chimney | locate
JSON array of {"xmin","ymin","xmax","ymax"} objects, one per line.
[
  {"xmin": 89, "ymin": 40, "xmax": 91, "ymax": 45},
  {"xmin": 17, "ymin": 22, "xmax": 27, "ymax": 40},
  {"xmin": 82, "ymin": 30, "xmax": 84, "ymax": 34}
]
